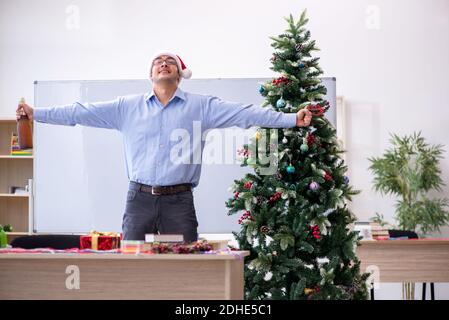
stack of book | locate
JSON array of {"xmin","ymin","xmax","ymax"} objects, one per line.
[
  {"xmin": 145, "ymin": 234, "xmax": 184, "ymax": 243},
  {"xmin": 10, "ymin": 133, "xmax": 33, "ymax": 156},
  {"xmin": 370, "ymin": 222, "xmax": 390, "ymax": 240}
]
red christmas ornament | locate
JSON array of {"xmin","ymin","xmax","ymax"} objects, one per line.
[
  {"xmin": 307, "ymin": 104, "xmax": 325, "ymax": 116},
  {"xmin": 268, "ymin": 192, "xmax": 282, "ymax": 203},
  {"xmin": 311, "ymin": 225, "xmax": 321, "ymax": 239},
  {"xmin": 234, "ymin": 192, "xmax": 239, "ymax": 199},
  {"xmin": 272, "ymin": 76, "xmax": 291, "ymax": 87},
  {"xmin": 324, "ymin": 172, "xmax": 333, "ymax": 181},
  {"xmin": 306, "ymin": 134, "xmax": 316, "ymax": 146},
  {"xmin": 239, "ymin": 210, "xmax": 254, "ymax": 224},
  {"xmin": 244, "ymin": 182, "xmax": 253, "ymax": 189}
]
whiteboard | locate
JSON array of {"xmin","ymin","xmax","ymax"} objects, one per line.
[{"xmin": 33, "ymin": 78, "xmax": 336, "ymax": 233}]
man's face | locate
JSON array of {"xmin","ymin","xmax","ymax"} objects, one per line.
[{"xmin": 151, "ymin": 55, "xmax": 180, "ymax": 84}]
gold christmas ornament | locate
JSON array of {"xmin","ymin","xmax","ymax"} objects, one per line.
[{"xmin": 304, "ymin": 288, "xmax": 315, "ymax": 295}]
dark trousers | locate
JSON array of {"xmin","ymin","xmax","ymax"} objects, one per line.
[{"xmin": 122, "ymin": 181, "xmax": 198, "ymax": 242}]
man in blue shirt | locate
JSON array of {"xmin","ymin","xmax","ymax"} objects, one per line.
[{"xmin": 16, "ymin": 51, "xmax": 312, "ymax": 242}]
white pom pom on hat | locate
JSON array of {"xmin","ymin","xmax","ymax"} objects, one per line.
[{"xmin": 150, "ymin": 51, "xmax": 192, "ymax": 79}]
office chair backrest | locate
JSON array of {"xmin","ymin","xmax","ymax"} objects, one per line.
[
  {"xmin": 10, "ymin": 235, "xmax": 81, "ymax": 249},
  {"xmin": 388, "ymin": 229, "xmax": 419, "ymax": 239}
]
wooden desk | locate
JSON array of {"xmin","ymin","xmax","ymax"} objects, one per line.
[
  {"xmin": 357, "ymin": 240, "xmax": 449, "ymax": 283},
  {"xmin": 0, "ymin": 251, "xmax": 249, "ymax": 300}
]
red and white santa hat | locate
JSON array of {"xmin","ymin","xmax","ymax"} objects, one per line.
[{"xmin": 150, "ymin": 51, "xmax": 192, "ymax": 80}]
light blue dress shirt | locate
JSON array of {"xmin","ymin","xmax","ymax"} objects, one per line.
[{"xmin": 34, "ymin": 88, "xmax": 297, "ymax": 188}]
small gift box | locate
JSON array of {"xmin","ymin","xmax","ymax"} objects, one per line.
[{"xmin": 80, "ymin": 231, "xmax": 121, "ymax": 250}]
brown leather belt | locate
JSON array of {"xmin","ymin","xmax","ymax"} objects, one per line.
[{"xmin": 138, "ymin": 183, "xmax": 192, "ymax": 195}]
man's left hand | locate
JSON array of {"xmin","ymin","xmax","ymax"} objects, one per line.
[{"xmin": 296, "ymin": 108, "xmax": 312, "ymax": 127}]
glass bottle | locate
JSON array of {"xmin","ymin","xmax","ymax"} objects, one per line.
[{"xmin": 17, "ymin": 97, "xmax": 33, "ymax": 149}]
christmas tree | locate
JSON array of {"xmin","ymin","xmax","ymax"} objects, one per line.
[{"xmin": 226, "ymin": 10, "xmax": 370, "ymax": 300}]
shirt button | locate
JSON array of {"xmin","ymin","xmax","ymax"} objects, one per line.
[{"xmin": 159, "ymin": 144, "xmax": 164, "ymax": 148}]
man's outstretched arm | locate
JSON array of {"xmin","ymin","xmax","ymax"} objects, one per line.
[
  {"xmin": 203, "ymin": 96, "xmax": 311, "ymax": 129},
  {"xmin": 16, "ymin": 98, "xmax": 124, "ymax": 131}
]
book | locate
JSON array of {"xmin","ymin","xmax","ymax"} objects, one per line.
[
  {"xmin": 145, "ymin": 233, "xmax": 184, "ymax": 243},
  {"xmin": 372, "ymin": 231, "xmax": 389, "ymax": 236},
  {"xmin": 11, "ymin": 152, "xmax": 33, "ymax": 155},
  {"xmin": 369, "ymin": 222, "xmax": 390, "ymax": 240},
  {"xmin": 10, "ymin": 133, "xmax": 33, "ymax": 155},
  {"xmin": 373, "ymin": 236, "xmax": 390, "ymax": 240},
  {"xmin": 370, "ymin": 223, "xmax": 389, "ymax": 233}
]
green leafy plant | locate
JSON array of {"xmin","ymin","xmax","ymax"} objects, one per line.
[
  {"xmin": 368, "ymin": 132, "xmax": 449, "ymax": 236},
  {"xmin": 369, "ymin": 212, "xmax": 395, "ymax": 229},
  {"xmin": 0, "ymin": 224, "xmax": 13, "ymax": 232}
]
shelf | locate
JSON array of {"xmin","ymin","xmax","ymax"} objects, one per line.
[
  {"xmin": 0, "ymin": 120, "xmax": 33, "ymax": 238},
  {"xmin": 0, "ymin": 193, "xmax": 30, "ymax": 198},
  {"xmin": 0, "ymin": 155, "xmax": 33, "ymax": 159},
  {"xmin": 0, "ymin": 118, "xmax": 16, "ymax": 123},
  {"xmin": 5, "ymin": 232, "xmax": 30, "ymax": 236}
]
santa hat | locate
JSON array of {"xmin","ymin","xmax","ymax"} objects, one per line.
[{"xmin": 150, "ymin": 51, "xmax": 192, "ymax": 80}]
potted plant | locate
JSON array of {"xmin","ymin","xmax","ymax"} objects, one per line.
[
  {"xmin": 0, "ymin": 224, "xmax": 13, "ymax": 248},
  {"xmin": 368, "ymin": 132, "xmax": 449, "ymax": 299},
  {"xmin": 368, "ymin": 132, "xmax": 449, "ymax": 237}
]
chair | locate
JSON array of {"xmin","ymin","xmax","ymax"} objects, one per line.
[{"xmin": 10, "ymin": 234, "xmax": 81, "ymax": 250}]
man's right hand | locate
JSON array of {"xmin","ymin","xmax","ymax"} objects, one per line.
[
  {"xmin": 296, "ymin": 108, "xmax": 312, "ymax": 127},
  {"xmin": 16, "ymin": 102, "xmax": 34, "ymax": 121}
]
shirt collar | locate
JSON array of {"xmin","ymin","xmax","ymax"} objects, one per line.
[{"xmin": 145, "ymin": 87, "xmax": 186, "ymax": 103}]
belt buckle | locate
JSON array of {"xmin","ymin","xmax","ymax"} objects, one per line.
[{"xmin": 151, "ymin": 186, "xmax": 161, "ymax": 195}]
